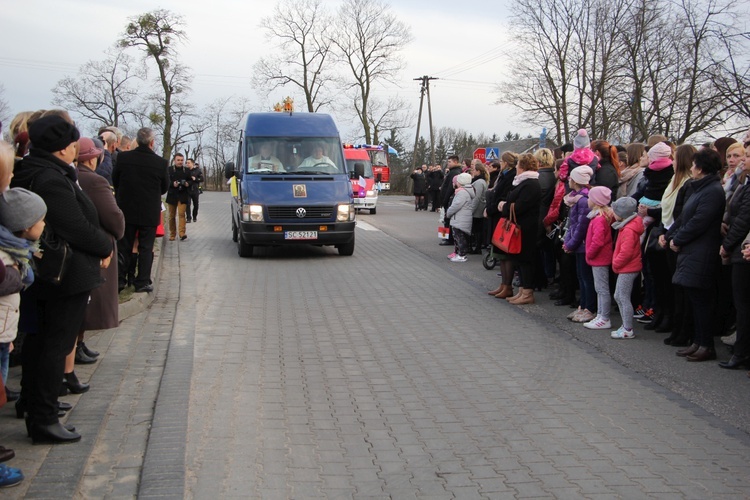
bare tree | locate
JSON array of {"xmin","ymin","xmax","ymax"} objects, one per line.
[
  {"xmin": 0, "ymin": 84, "xmax": 11, "ymax": 137},
  {"xmin": 51, "ymin": 48, "xmax": 145, "ymax": 129},
  {"xmin": 253, "ymin": 0, "xmax": 335, "ymax": 112},
  {"xmin": 120, "ymin": 9, "xmax": 190, "ymax": 159},
  {"xmin": 499, "ymin": 0, "xmax": 747, "ymax": 144},
  {"xmin": 333, "ymin": 0, "xmax": 413, "ymax": 143},
  {"xmin": 363, "ymin": 95, "xmax": 413, "ymax": 144}
]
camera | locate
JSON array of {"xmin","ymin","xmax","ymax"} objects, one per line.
[{"xmin": 177, "ymin": 179, "xmax": 189, "ymax": 191}]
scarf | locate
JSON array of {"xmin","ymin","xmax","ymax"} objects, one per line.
[
  {"xmin": 512, "ymin": 170, "xmax": 540, "ymax": 186},
  {"xmin": 612, "ymin": 213, "xmax": 638, "ymax": 230},
  {"xmin": 0, "ymin": 225, "xmax": 37, "ymax": 288},
  {"xmin": 563, "ymin": 188, "xmax": 588, "ymax": 207}
]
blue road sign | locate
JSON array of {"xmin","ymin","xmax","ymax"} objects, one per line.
[{"xmin": 485, "ymin": 148, "xmax": 499, "ymax": 161}]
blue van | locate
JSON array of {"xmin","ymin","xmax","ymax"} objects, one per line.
[{"xmin": 224, "ymin": 113, "xmax": 356, "ymax": 257}]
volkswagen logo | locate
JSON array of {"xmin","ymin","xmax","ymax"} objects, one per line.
[{"xmin": 296, "ymin": 207, "xmax": 306, "ymax": 218}]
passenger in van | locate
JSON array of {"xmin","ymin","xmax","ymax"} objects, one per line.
[
  {"xmin": 249, "ymin": 142, "xmax": 284, "ymax": 172},
  {"xmin": 299, "ymin": 143, "xmax": 336, "ymax": 169}
]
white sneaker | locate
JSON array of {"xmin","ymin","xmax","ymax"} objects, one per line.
[
  {"xmin": 611, "ymin": 326, "xmax": 635, "ymax": 339},
  {"xmin": 450, "ymin": 255, "xmax": 467, "ymax": 262},
  {"xmin": 567, "ymin": 307, "xmax": 582, "ymax": 321},
  {"xmin": 573, "ymin": 309, "xmax": 596, "ymax": 323},
  {"xmin": 584, "ymin": 316, "xmax": 611, "ymax": 330}
]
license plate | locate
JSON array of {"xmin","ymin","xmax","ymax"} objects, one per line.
[{"xmin": 285, "ymin": 231, "xmax": 318, "ymax": 240}]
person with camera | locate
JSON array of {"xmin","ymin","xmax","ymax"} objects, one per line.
[
  {"xmin": 166, "ymin": 153, "xmax": 192, "ymax": 241},
  {"xmin": 185, "ymin": 158, "xmax": 204, "ymax": 223}
]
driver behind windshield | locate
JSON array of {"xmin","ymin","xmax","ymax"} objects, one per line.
[
  {"xmin": 249, "ymin": 142, "xmax": 285, "ymax": 172},
  {"xmin": 299, "ymin": 143, "xmax": 336, "ymax": 169}
]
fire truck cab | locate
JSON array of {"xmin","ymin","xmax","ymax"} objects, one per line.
[{"xmin": 343, "ymin": 145, "xmax": 378, "ymax": 214}]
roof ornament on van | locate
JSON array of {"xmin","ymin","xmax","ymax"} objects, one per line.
[{"xmin": 273, "ymin": 97, "xmax": 295, "ymax": 115}]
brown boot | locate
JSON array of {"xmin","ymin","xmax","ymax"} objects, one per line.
[
  {"xmin": 494, "ymin": 285, "xmax": 514, "ymax": 299},
  {"xmin": 509, "ymin": 288, "xmax": 535, "ymax": 305},
  {"xmin": 506, "ymin": 288, "xmax": 522, "ymax": 302},
  {"xmin": 487, "ymin": 285, "xmax": 504, "ymax": 296}
]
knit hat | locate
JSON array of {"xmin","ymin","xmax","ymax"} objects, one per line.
[
  {"xmin": 648, "ymin": 142, "xmax": 672, "ymax": 162},
  {"xmin": 77, "ymin": 137, "xmax": 103, "ymax": 162},
  {"xmin": 456, "ymin": 173, "xmax": 472, "ymax": 186},
  {"xmin": 573, "ymin": 129, "xmax": 590, "ymax": 150},
  {"xmin": 588, "ymin": 186, "xmax": 611, "ymax": 207},
  {"xmin": 0, "ymin": 188, "xmax": 48, "ymax": 232},
  {"xmin": 569, "ymin": 165, "xmax": 593, "ymax": 185},
  {"xmin": 29, "ymin": 115, "xmax": 80, "ymax": 153},
  {"xmin": 612, "ymin": 196, "xmax": 637, "ymax": 220}
]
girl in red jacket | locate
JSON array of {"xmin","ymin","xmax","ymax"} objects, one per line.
[
  {"xmin": 610, "ymin": 197, "xmax": 645, "ymax": 339},
  {"xmin": 584, "ymin": 187, "xmax": 614, "ymax": 330}
]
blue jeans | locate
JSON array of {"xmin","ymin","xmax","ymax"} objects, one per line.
[
  {"xmin": 0, "ymin": 342, "xmax": 9, "ymax": 385},
  {"xmin": 575, "ymin": 253, "xmax": 596, "ymax": 313}
]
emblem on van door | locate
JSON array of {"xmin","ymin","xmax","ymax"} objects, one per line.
[
  {"xmin": 293, "ymin": 184, "xmax": 307, "ymax": 198},
  {"xmin": 296, "ymin": 208, "xmax": 307, "ymax": 218}
]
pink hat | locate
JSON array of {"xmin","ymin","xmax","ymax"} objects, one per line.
[
  {"xmin": 648, "ymin": 142, "xmax": 671, "ymax": 162},
  {"xmin": 588, "ymin": 186, "xmax": 611, "ymax": 207},
  {"xmin": 77, "ymin": 137, "xmax": 103, "ymax": 162},
  {"xmin": 569, "ymin": 165, "xmax": 593, "ymax": 185}
]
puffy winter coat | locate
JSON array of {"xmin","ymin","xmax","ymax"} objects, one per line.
[
  {"xmin": 612, "ymin": 216, "xmax": 644, "ymax": 274},
  {"xmin": 471, "ymin": 177, "xmax": 488, "ymax": 218},
  {"xmin": 563, "ymin": 188, "xmax": 590, "ymax": 253},
  {"xmin": 446, "ymin": 185, "xmax": 476, "ymax": 234},
  {"xmin": 585, "ymin": 211, "xmax": 614, "ymax": 266},
  {"xmin": 667, "ymin": 174, "xmax": 725, "ymax": 288},
  {"xmin": 722, "ymin": 179, "xmax": 750, "ymax": 264}
]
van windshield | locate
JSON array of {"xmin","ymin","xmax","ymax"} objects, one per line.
[
  {"xmin": 246, "ymin": 138, "xmax": 345, "ymax": 174},
  {"xmin": 345, "ymin": 159, "xmax": 374, "ymax": 178}
]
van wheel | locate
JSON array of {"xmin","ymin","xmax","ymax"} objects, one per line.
[
  {"xmin": 370, "ymin": 207, "xmax": 377, "ymax": 215},
  {"xmin": 231, "ymin": 219, "xmax": 238, "ymax": 242},
  {"xmin": 238, "ymin": 231, "xmax": 254, "ymax": 258},
  {"xmin": 337, "ymin": 235, "xmax": 355, "ymax": 256}
]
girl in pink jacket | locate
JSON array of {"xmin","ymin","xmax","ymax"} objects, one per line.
[
  {"xmin": 584, "ymin": 187, "xmax": 614, "ymax": 330},
  {"xmin": 610, "ymin": 197, "xmax": 645, "ymax": 339}
]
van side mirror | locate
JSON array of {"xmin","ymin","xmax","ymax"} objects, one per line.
[{"xmin": 224, "ymin": 161, "xmax": 239, "ymax": 179}]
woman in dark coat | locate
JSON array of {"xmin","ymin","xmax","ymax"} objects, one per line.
[
  {"xmin": 12, "ymin": 115, "xmax": 113, "ymax": 444},
  {"xmin": 485, "ymin": 152, "xmax": 518, "ymax": 298},
  {"xmin": 665, "ymin": 148, "xmax": 726, "ymax": 362},
  {"xmin": 719, "ymin": 167, "xmax": 750, "ymax": 370},
  {"xmin": 60, "ymin": 138, "xmax": 125, "ymax": 384},
  {"xmin": 498, "ymin": 153, "xmax": 542, "ymax": 304}
]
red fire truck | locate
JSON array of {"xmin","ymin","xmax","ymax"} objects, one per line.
[{"xmin": 343, "ymin": 145, "xmax": 378, "ymax": 214}]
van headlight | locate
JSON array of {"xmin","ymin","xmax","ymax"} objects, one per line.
[
  {"xmin": 337, "ymin": 204, "xmax": 354, "ymax": 222},
  {"xmin": 242, "ymin": 204, "xmax": 264, "ymax": 222}
]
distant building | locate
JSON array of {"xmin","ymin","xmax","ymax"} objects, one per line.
[{"xmin": 486, "ymin": 137, "xmax": 559, "ymax": 155}]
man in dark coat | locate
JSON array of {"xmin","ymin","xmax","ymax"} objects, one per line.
[
  {"xmin": 11, "ymin": 115, "xmax": 113, "ymax": 444},
  {"xmin": 185, "ymin": 158, "xmax": 204, "ymax": 223},
  {"xmin": 426, "ymin": 164, "xmax": 444, "ymax": 212},
  {"xmin": 439, "ymin": 155, "xmax": 463, "ymax": 245},
  {"xmin": 165, "ymin": 153, "xmax": 193, "ymax": 241},
  {"xmin": 112, "ymin": 127, "xmax": 169, "ymax": 293}
]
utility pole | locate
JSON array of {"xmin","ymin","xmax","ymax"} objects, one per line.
[{"xmin": 411, "ymin": 75, "xmax": 438, "ymax": 169}]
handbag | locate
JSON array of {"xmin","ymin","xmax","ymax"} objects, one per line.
[
  {"xmin": 33, "ymin": 224, "xmax": 73, "ymax": 285},
  {"xmin": 492, "ymin": 203, "xmax": 522, "ymax": 254}
]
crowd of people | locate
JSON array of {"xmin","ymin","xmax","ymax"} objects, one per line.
[
  {"xmin": 0, "ymin": 109, "xmax": 202, "ymax": 488},
  {"xmin": 425, "ymin": 129, "xmax": 750, "ymax": 374}
]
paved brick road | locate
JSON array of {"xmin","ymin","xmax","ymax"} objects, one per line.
[{"xmin": 3, "ymin": 192, "xmax": 749, "ymax": 498}]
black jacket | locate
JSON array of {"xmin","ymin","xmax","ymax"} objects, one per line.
[
  {"xmin": 166, "ymin": 166, "xmax": 193, "ymax": 204},
  {"xmin": 440, "ymin": 166, "xmax": 462, "ymax": 211},
  {"xmin": 501, "ymin": 178, "xmax": 542, "ymax": 262},
  {"xmin": 666, "ymin": 174, "xmax": 725, "ymax": 288},
  {"xmin": 592, "ymin": 161, "xmax": 620, "ymax": 200},
  {"xmin": 188, "ymin": 166, "xmax": 204, "ymax": 194},
  {"xmin": 722, "ymin": 179, "xmax": 750, "ymax": 264},
  {"xmin": 426, "ymin": 169, "xmax": 444, "ymax": 191},
  {"xmin": 410, "ymin": 171, "xmax": 426, "ymax": 194},
  {"xmin": 12, "ymin": 149, "xmax": 113, "ymax": 298},
  {"xmin": 112, "ymin": 145, "xmax": 169, "ymax": 226}
]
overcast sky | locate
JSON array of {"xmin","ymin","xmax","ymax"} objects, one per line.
[{"xmin": 1, "ymin": 0, "xmax": 534, "ymax": 144}]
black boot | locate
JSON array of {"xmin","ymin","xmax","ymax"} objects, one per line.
[
  {"xmin": 75, "ymin": 344, "xmax": 97, "ymax": 365},
  {"xmin": 63, "ymin": 372, "xmax": 90, "ymax": 394},
  {"xmin": 80, "ymin": 341, "xmax": 99, "ymax": 358},
  {"xmin": 28, "ymin": 420, "xmax": 81, "ymax": 444},
  {"xmin": 655, "ymin": 315, "xmax": 672, "ymax": 333}
]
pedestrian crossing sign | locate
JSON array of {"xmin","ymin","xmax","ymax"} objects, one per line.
[{"xmin": 485, "ymin": 148, "xmax": 499, "ymax": 161}]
